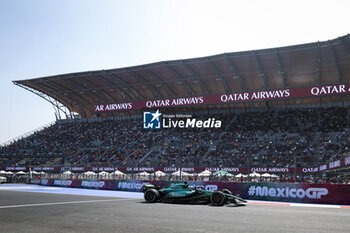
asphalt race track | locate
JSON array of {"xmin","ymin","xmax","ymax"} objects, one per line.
[{"xmin": 0, "ymin": 185, "xmax": 349, "ymax": 233}]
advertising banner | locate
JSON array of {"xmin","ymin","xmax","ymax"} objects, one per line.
[
  {"xmin": 29, "ymin": 179, "xmax": 41, "ymax": 184},
  {"xmin": 52, "ymin": 179, "xmax": 80, "ymax": 187},
  {"xmin": 95, "ymin": 84, "xmax": 350, "ymax": 112},
  {"xmin": 7, "ymin": 165, "xmax": 348, "ymax": 174},
  {"xmin": 32, "ymin": 167, "xmax": 61, "ymax": 172},
  {"xmin": 147, "ymin": 181, "xmax": 350, "ymax": 205},
  {"xmin": 81, "ymin": 180, "xmax": 115, "ymax": 190},
  {"xmin": 315, "ymin": 156, "xmax": 350, "ymax": 172},
  {"xmin": 39, "ymin": 179, "xmax": 350, "ymax": 204},
  {"xmin": 3, "ymin": 166, "xmax": 27, "ymax": 171},
  {"xmin": 90, "ymin": 167, "xmax": 117, "ymax": 172},
  {"xmin": 115, "ymin": 180, "xmax": 149, "ymax": 192},
  {"xmin": 239, "ymin": 182, "xmax": 350, "ymax": 205},
  {"xmin": 118, "ymin": 167, "xmax": 320, "ymax": 174},
  {"xmin": 42, "ymin": 179, "xmax": 116, "ymax": 190},
  {"xmin": 70, "ymin": 167, "xmax": 85, "ymax": 172},
  {"xmin": 115, "ymin": 180, "xmax": 350, "ymax": 205},
  {"xmin": 41, "ymin": 178, "xmax": 54, "ymax": 186}
]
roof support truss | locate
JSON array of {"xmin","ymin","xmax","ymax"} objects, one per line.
[
  {"xmin": 13, "ymin": 82, "xmax": 72, "ymax": 120},
  {"xmin": 274, "ymin": 49, "xmax": 287, "ymax": 88},
  {"xmin": 38, "ymin": 80, "xmax": 90, "ymax": 117},
  {"xmin": 182, "ymin": 61, "xmax": 209, "ymax": 94},
  {"xmin": 165, "ymin": 63, "xmax": 194, "ymax": 95},
  {"xmin": 339, "ymin": 36, "xmax": 350, "ymax": 56},
  {"xmin": 49, "ymin": 80, "xmax": 93, "ymax": 109},
  {"xmin": 143, "ymin": 68, "xmax": 176, "ymax": 97},
  {"xmin": 253, "ymin": 52, "xmax": 269, "ymax": 90},
  {"xmin": 328, "ymin": 41, "xmax": 343, "ymax": 83},
  {"xmin": 83, "ymin": 76, "xmax": 118, "ymax": 103},
  {"xmin": 109, "ymin": 73, "xmax": 146, "ymax": 100},
  {"xmin": 126, "ymin": 69, "xmax": 164, "ymax": 99},
  {"xmin": 206, "ymin": 58, "xmax": 230, "ymax": 93},
  {"xmin": 66, "ymin": 78, "xmax": 106, "ymax": 104},
  {"xmin": 317, "ymin": 42, "xmax": 322, "ymax": 84},
  {"xmin": 224, "ymin": 54, "xmax": 246, "ymax": 91},
  {"xmin": 98, "ymin": 74, "xmax": 131, "ymax": 101},
  {"xmin": 35, "ymin": 78, "xmax": 92, "ymax": 109}
]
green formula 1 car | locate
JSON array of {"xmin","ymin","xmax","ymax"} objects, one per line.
[{"xmin": 142, "ymin": 182, "xmax": 247, "ymax": 206}]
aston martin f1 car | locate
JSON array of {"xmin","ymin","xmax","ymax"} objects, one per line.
[{"xmin": 142, "ymin": 182, "xmax": 247, "ymax": 206}]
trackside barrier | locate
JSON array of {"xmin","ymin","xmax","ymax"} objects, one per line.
[{"xmin": 31, "ymin": 179, "xmax": 350, "ymax": 205}]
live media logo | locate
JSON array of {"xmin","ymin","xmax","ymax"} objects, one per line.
[
  {"xmin": 143, "ymin": 110, "xmax": 222, "ymax": 129},
  {"xmin": 143, "ymin": 110, "xmax": 162, "ymax": 129}
]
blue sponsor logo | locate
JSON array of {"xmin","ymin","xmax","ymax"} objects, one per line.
[{"xmin": 143, "ymin": 110, "xmax": 162, "ymax": 129}]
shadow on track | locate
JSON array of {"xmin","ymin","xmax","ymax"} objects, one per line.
[{"xmin": 139, "ymin": 200, "xmax": 247, "ymax": 207}]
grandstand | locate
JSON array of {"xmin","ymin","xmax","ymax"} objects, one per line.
[{"xmin": 1, "ymin": 35, "xmax": 350, "ymax": 181}]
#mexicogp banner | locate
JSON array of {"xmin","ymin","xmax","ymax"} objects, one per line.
[
  {"xmin": 235, "ymin": 182, "xmax": 350, "ymax": 205},
  {"xmin": 95, "ymin": 83, "xmax": 350, "ymax": 112}
]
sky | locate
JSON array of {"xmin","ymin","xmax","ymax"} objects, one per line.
[{"xmin": 0, "ymin": 0, "xmax": 349, "ymax": 144}]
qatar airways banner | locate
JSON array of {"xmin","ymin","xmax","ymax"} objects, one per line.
[
  {"xmin": 118, "ymin": 167, "xmax": 318, "ymax": 174},
  {"xmin": 312, "ymin": 156, "xmax": 350, "ymax": 173},
  {"xmin": 5, "ymin": 166, "xmax": 323, "ymax": 174},
  {"xmin": 2, "ymin": 166, "xmax": 28, "ymax": 171},
  {"xmin": 32, "ymin": 166, "xmax": 61, "ymax": 172},
  {"xmin": 9, "ymin": 163, "xmax": 350, "ymax": 174},
  {"xmin": 95, "ymin": 84, "xmax": 350, "ymax": 112}
]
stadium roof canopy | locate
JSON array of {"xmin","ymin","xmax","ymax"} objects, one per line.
[{"xmin": 14, "ymin": 34, "xmax": 350, "ymax": 118}]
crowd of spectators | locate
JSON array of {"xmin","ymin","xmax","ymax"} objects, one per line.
[
  {"xmin": 202, "ymin": 108, "xmax": 350, "ymax": 169},
  {"xmin": 1, "ymin": 107, "xmax": 349, "ymax": 173}
]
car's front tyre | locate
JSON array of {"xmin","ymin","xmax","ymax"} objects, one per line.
[
  {"xmin": 210, "ymin": 191, "xmax": 226, "ymax": 206},
  {"xmin": 144, "ymin": 189, "xmax": 160, "ymax": 203}
]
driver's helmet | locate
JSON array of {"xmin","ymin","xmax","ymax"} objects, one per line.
[{"xmin": 183, "ymin": 181, "xmax": 188, "ymax": 188}]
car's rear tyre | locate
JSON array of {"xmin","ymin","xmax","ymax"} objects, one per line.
[
  {"xmin": 210, "ymin": 191, "xmax": 226, "ymax": 206},
  {"xmin": 144, "ymin": 189, "xmax": 160, "ymax": 203}
]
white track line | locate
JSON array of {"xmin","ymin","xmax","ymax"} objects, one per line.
[
  {"xmin": 247, "ymin": 200, "xmax": 350, "ymax": 209},
  {"xmin": 0, "ymin": 198, "xmax": 134, "ymax": 209},
  {"xmin": 0, "ymin": 186, "xmax": 143, "ymax": 198},
  {"xmin": 289, "ymin": 203, "xmax": 341, "ymax": 208},
  {"xmin": 0, "ymin": 186, "xmax": 60, "ymax": 190}
]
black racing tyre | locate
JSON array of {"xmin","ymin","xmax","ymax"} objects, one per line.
[
  {"xmin": 210, "ymin": 191, "xmax": 226, "ymax": 206},
  {"xmin": 144, "ymin": 189, "xmax": 160, "ymax": 203}
]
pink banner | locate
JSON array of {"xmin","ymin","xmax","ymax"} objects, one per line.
[
  {"xmin": 3, "ymin": 166, "xmax": 28, "ymax": 171},
  {"xmin": 95, "ymin": 84, "xmax": 350, "ymax": 112},
  {"xmin": 32, "ymin": 166, "xmax": 61, "ymax": 172},
  {"xmin": 3, "ymin": 166, "xmax": 333, "ymax": 174},
  {"xmin": 118, "ymin": 167, "xmax": 322, "ymax": 174},
  {"xmin": 313, "ymin": 156, "xmax": 350, "ymax": 172}
]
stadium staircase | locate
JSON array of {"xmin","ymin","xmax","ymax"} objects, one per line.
[
  {"xmin": 120, "ymin": 149, "xmax": 147, "ymax": 166},
  {"xmin": 1, "ymin": 122, "xmax": 55, "ymax": 147},
  {"xmin": 134, "ymin": 147, "xmax": 156, "ymax": 166},
  {"xmin": 198, "ymin": 113, "xmax": 238, "ymax": 165}
]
